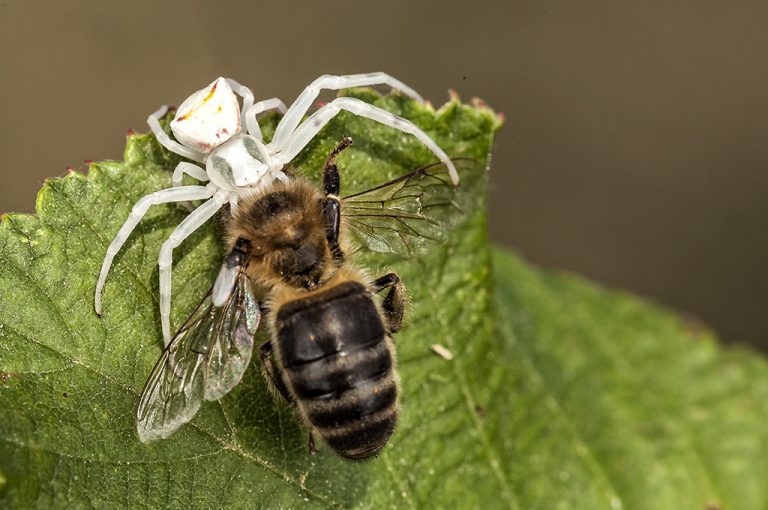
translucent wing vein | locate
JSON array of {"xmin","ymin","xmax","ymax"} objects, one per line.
[
  {"xmin": 341, "ymin": 159, "xmax": 474, "ymax": 257},
  {"xmin": 136, "ymin": 273, "xmax": 260, "ymax": 443}
]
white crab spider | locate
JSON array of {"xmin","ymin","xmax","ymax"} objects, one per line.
[{"xmin": 94, "ymin": 73, "xmax": 459, "ymax": 345}]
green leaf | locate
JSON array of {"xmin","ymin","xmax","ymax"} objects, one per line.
[
  {"xmin": 0, "ymin": 90, "xmax": 498, "ymax": 509},
  {"xmin": 494, "ymin": 248, "xmax": 768, "ymax": 509},
  {"xmin": 1, "ymin": 88, "xmax": 766, "ymax": 509}
]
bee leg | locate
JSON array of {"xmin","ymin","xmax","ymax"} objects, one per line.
[
  {"xmin": 308, "ymin": 432, "xmax": 319, "ymax": 455},
  {"xmin": 259, "ymin": 341, "xmax": 294, "ymax": 404},
  {"xmin": 322, "ymin": 196, "xmax": 344, "ymax": 264},
  {"xmin": 322, "ymin": 137, "xmax": 353, "ymax": 264},
  {"xmin": 322, "ymin": 136, "xmax": 353, "ymax": 196},
  {"xmin": 371, "ymin": 272, "xmax": 406, "ymax": 333}
]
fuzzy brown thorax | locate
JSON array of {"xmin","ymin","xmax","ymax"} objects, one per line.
[{"xmin": 224, "ymin": 179, "xmax": 340, "ymax": 290}]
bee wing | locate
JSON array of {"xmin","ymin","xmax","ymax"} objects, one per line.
[
  {"xmin": 204, "ymin": 273, "xmax": 260, "ymax": 401},
  {"xmin": 135, "ymin": 272, "xmax": 260, "ymax": 443},
  {"xmin": 341, "ymin": 159, "xmax": 474, "ymax": 258}
]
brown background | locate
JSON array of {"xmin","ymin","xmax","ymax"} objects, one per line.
[{"xmin": 1, "ymin": 1, "xmax": 766, "ymax": 349}]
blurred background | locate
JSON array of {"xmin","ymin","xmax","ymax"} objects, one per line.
[{"xmin": 1, "ymin": 1, "xmax": 766, "ymax": 349}]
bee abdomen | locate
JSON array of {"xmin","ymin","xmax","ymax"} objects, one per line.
[
  {"xmin": 276, "ymin": 281, "xmax": 387, "ymax": 367},
  {"xmin": 288, "ymin": 340, "xmax": 392, "ymax": 397},
  {"xmin": 287, "ymin": 338, "xmax": 398, "ymax": 455},
  {"xmin": 275, "ymin": 281, "xmax": 399, "ymax": 459},
  {"xmin": 302, "ymin": 360, "xmax": 398, "ymax": 460},
  {"xmin": 319, "ymin": 401, "xmax": 398, "ymax": 460}
]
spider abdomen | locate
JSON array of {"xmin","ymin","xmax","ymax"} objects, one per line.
[{"xmin": 274, "ymin": 280, "xmax": 399, "ymax": 460}]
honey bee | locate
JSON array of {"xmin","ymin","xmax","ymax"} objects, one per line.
[{"xmin": 136, "ymin": 137, "xmax": 468, "ymax": 459}]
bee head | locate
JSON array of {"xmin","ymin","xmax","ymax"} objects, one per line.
[{"xmin": 230, "ymin": 182, "xmax": 334, "ymax": 289}]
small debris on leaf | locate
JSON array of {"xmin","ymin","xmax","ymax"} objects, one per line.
[{"xmin": 430, "ymin": 344, "xmax": 454, "ymax": 360}]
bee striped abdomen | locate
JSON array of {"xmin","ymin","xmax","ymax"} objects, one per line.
[{"xmin": 275, "ymin": 281, "xmax": 398, "ymax": 459}]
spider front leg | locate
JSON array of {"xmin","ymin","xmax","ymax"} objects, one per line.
[
  {"xmin": 274, "ymin": 97, "xmax": 459, "ymax": 185},
  {"xmin": 271, "ymin": 72, "xmax": 424, "ymax": 148},
  {"xmin": 94, "ymin": 184, "xmax": 215, "ymax": 315},
  {"xmin": 171, "ymin": 162, "xmax": 209, "ymax": 188},
  {"xmin": 225, "ymin": 78, "xmax": 255, "ymax": 129},
  {"xmin": 172, "ymin": 162, "xmax": 210, "ymax": 212},
  {"xmin": 146, "ymin": 106, "xmax": 205, "ymax": 163},
  {"xmin": 245, "ymin": 98, "xmax": 288, "ymax": 141},
  {"xmin": 158, "ymin": 190, "xmax": 230, "ymax": 345}
]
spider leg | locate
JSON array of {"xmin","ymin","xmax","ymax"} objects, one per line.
[
  {"xmin": 158, "ymin": 190, "xmax": 230, "ymax": 345},
  {"xmin": 171, "ymin": 162, "xmax": 209, "ymax": 188},
  {"xmin": 244, "ymin": 98, "xmax": 288, "ymax": 141},
  {"xmin": 172, "ymin": 162, "xmax": 210, "ymax": 212},
  {"xmin": 94, "ymin": 185, "xmax": 215, "ymax": 316},
  {"xmin": 228, "ymin": 193, "xmax": 247, "ymax": 217},
  {"xmin": 273, "ymin": 97, "xmax": 459, "ymax": 185},
  {"xmin": 225, "ymin": 78, "xmax": 255, "ymax": 130},
  {"xmin": 272, "ymin": 72, "xmax": 424, "ymax": 148},
  {"xmin": 147, "ymin": 106, "xmax": 205, "ymax": 163}
]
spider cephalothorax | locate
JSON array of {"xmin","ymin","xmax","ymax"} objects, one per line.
[{"xmin": 94, "ymin": 73, "xmax": 458, "ymax": 344}]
